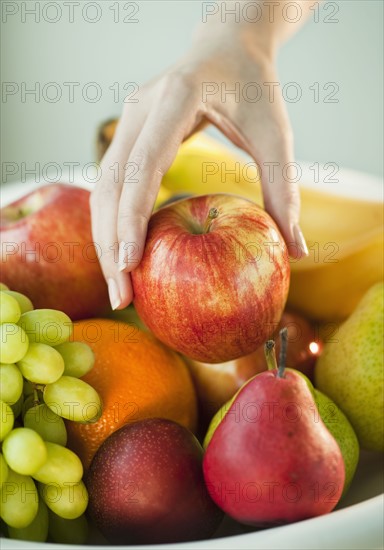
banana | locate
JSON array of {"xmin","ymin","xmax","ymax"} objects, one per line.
[
  {"xmin": 97, "ymin": 123, "xmax": 383, "ymax": 321},
  {"xmin": 161, "ymin": 133, "xmax": 263, "ymax": 205},
  {"xmin": 154, "ymin": 185, "xmax": 173, "ymax": 209},
  {"xmin": 290, "ymin": 189, "xmax": 383, "ymax": 321}
]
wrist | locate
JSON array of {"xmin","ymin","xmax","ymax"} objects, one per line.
[{"xmin": 192, "ymin": 12, "xmax": 278, "ymax": 65}]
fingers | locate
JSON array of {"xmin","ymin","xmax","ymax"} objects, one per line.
[
  {"xmin": 91, "ymin": 75, "xmax": 198, "ymax": 309},
  {"xmin": 209, "ymin": 95, "xmax": 308, "ymax": 259},
  {"xmin": 256, "ymin": 130, "xmax": 308, "ymax": 259},
  {"xmin": 90, "ymin": 109, "xmax": 147, "ymax": 310},
  {"xmin": 117, "ymin": 86, "xmax": 199, "ymax": 274},
  {"xmin": 246, "ymin": 90, "xmax": 308, "ymax": 258}
]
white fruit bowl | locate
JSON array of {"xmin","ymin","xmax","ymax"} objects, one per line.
[{"xmin": 1, "ymin": 167, "xmax": 383, "ymax": 550}]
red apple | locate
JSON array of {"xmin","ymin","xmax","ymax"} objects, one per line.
[
  {"xmin": 86, "ymin": 418, "xmax": 223, "ymax": 544},
  {"xmin": 0, "ymin": 184, "xmax": 109, "ymax": 319},
  {"xmin": 186, "ymin": 310, "xmax": 323, "ymax": 419},
  {"xmin": 132, "ymin": 194, "xmax": 290, "ymax": 363}
]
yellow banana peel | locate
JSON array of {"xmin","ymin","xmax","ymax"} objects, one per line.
[
  {"xmin": 161, "ymin": 133, "xmax": 263, "ymax": 205},
  {"xmin": 290, "ymin": 189, "xmax": 383, "ymax": 321},
  {"xmin": 154, "ymin": 185, "xmax": 173, "ymax": 209},
  {"xmin": 160, "ymin": 133, "xmax": 383, "ymax": 322}
]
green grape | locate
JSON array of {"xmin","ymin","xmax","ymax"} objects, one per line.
[
  {"xmin": 2, "ymin": 428, "xmax": 48, "ymax": 476},
  {"xmin": 11, "ymin": 392, "xmax": 24, "ymax": 420},
  {"xmin": 55, "ymin": 341, "xmax": 95, "ymax": 378},
  {"xmin": 0, "ymin": 400, "xmax": 14, "ymax": 441},
  {"xmin": 24, "ymin": 404, "xmax": 67, "ymax": 446},
  {"xmin": 48, "ymin": 510, "xmax": 89, "ymax": 544},
  {"xmin": 18, "ymin": 309, "xmax": 72, "ymax": 346},
  {"xmin": 0, "ymin": 292, "xmax": 21, "ymax": 324},
  {"xmin": 8, "ymin": 497, "xmax": 48, "ymax": 542},
  {"xmin": 44, "ymin": 376, "xmax": 102, "ymax": 423},
  {"xmin": 0, "ymin": 323, "xmax": 29, "ymax": 363},
  {"xmin": 0, "ymin": 363, "xmax": 23, "ymax": 404},
  {"xmin": 23, "ymin": 379, "xmax": 35, "ymax": 396},
  {"xmin": 0, "ymin": 453, "xmax": 9, "ymax": 490},
  {"xmin": 39, "ymin": 480, "xmax": 88, "ymax": 520},
  {"xmin": 17, "ymin": 343, "xmax": 65, "ymax": 385},
  {"xmin": 2, "ymin": 290, "xmax": 34, "ymax": 314},
  {"xmin": 22, "ymin": 394, "xmax": 38, "ymax": 418},
  {"xmin": 33, "ymin": 442, "xmax": 82, "ymax": 485},
  {"xmin": 0, "ymin": 283, "xmax": 9, "ymax": 291},
  {"xmin": 0, "ymin": 469, "xmax": 39, "ymax": 528}
]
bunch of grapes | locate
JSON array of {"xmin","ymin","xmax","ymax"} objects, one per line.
[{"xmin": 0, "ymin": 283, "xmax": 102, "ymax": 544}]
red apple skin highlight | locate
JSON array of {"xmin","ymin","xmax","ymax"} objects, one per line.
[
  {"xmin": 132, "ymin": 194, "xmax": 290, "ymax": 363},
  {"xmin": 0, "ymin": 184, "xmax": 109, "ymax": 320},
  {"xmin": 203, "ymin": 369, "xmax": 345, "ymax": 526},
  {"xmin": 86, "ymin": 418, "xmax": 223, "ymax": 544}
]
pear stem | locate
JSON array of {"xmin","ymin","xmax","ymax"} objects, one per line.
[
  {"xmin": 203, "ymin": 207, "xmax": 219, "ymax": 233},
  {"xmin": 277, "ymin": 327, "xmax": 288, "ymax": 378},
  {"xmin": 264, "ymin": 340, "xmax": 278, "ymax": 371}
]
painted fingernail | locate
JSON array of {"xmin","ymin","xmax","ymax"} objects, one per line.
[
  {"xmin": 118, "ymin": 241, "xmax": 128, "ymax": 272},
  {"xmin": 293, "ymin": 224, "xmax": 309, "ymax": 256},
  {"xmin": 108, "ymin": 278, "xmax": 121, "ymax": 310}
]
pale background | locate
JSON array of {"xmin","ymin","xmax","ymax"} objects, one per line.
[{"xmin": 1, "ymin": 0, "xmax": 383, "ymax": 186}]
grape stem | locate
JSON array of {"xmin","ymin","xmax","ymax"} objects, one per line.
[
  {"xmin": 33, "ymin": 388, "xmax": 40, "ymax": 406},
  {"xmin": 264, "ymin": 340, "xmax": 278, "ymax": 371},
  {"xmin": 277, "ymin": 327, "xmax": 288, "ymax": 378},
  {"xmin": 32, "ymin": 383, "xmax": 45, "ymax": 405}
]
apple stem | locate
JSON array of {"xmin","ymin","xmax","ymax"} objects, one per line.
[
  {"xmin": 203, "ymin": 208, "xmax": 219, "ymax": 233},
  {"xmin": 264, "ymin": 340, "xmax": 278, "ymax": 371},
  {"xmin": 277, "ymin": 327, "xmax": 288, "ymax": 378}
]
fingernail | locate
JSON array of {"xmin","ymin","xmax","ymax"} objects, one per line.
[
  {"xmin": 118, "ymin": 241, "xmax": 127, "ymax": 272},
  {"xmin": 108, "ymin": 278, "xmax": 121, "ymax": 310},
  {"xmin": 293, "ymin": 224, "xmax": 309, "ymax": 256}
]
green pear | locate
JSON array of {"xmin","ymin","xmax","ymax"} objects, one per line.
[
  {"xmin": 315, "ymin": 282, "xmax": 384, "ymax": 451},
  {"xmin": 203, "ymin": 394, "xmax": 236, "ymax": 450},
  {"xmin": 313, "ymin": 389, "xmax": 359, "ymax": 495}
]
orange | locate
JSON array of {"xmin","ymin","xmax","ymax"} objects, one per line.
[{"xmin": 66, "ymin": 319, "xmax": 198, "ymax": 469}]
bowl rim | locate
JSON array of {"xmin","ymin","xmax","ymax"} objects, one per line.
[
  {"xmin": 1, "ymin": 163, "xmax": 383, "ymax": 207},
  {"xmin": 1, "ymin": 494, "xmax": 383, "ymax": 550}
]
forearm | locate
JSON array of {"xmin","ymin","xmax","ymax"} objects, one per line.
[{"xmin": 196, "ymin": 1, "xmax": 315, "ymax": 59}]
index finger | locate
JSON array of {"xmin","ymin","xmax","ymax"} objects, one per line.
[{"xmin": 117, "ymin": 88, "xmax": 200, "ymax": 272}]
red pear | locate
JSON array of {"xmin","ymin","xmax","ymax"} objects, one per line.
[{"xmin": 203, "ymin": 332, "xmax": 344, "ymax": 525}]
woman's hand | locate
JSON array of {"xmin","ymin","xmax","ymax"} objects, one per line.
[{"xmin": 91, "ymin": 6, "xmax": 310, "ymax": 311}]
